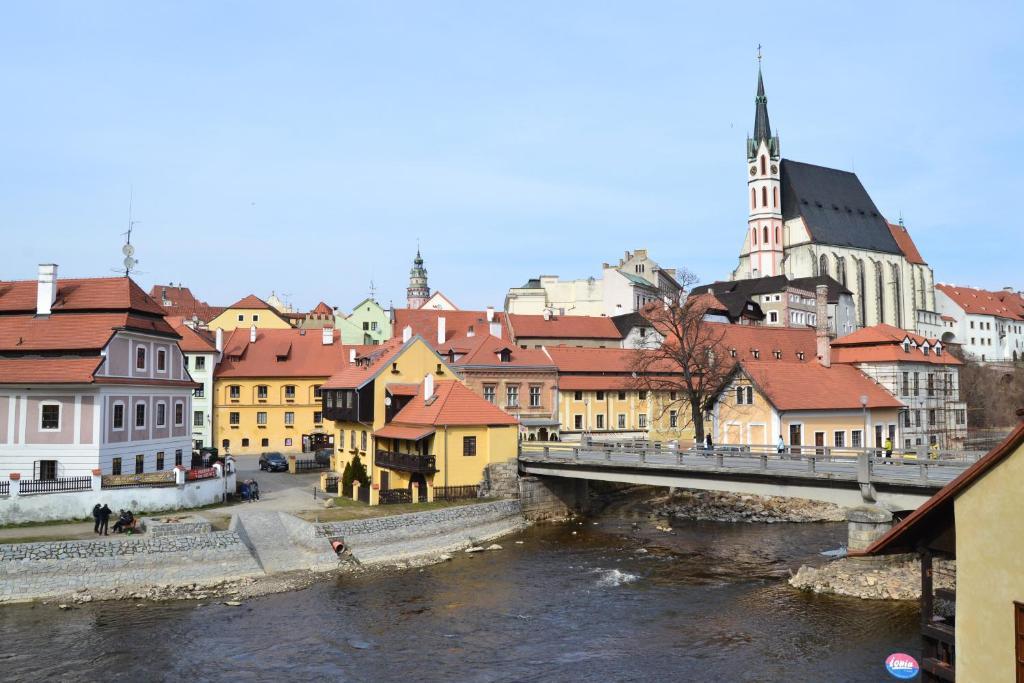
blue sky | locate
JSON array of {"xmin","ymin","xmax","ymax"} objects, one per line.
[{"xmin": 1, "ymin": 1, "xmax": 1020, "ymax": 312}]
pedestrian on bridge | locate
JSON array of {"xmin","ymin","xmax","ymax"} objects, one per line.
[
  {"xmin": 777, "ymin": 436, "xmax": 786, "ymax": 457},
  {"xmin": 704, "ymin": 434, "xmax": 713, "ymax": 452},
  {"xmin": 884, "ymin": 437, "xmax": 894, "ymax": 460}
]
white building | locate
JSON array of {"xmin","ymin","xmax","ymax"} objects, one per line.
[
  {"xmin": 169, "ymin": 318, "xmax": 220, "ymax": 450},
  {"xmin": 935, "ymin": 284, "xmax": 1024, "ymax": 363},
  {"xmin": 505, "ymin": 249, "xmax": 683, "ymax": 317},
  {"xmin": 0, "ymin": 265, "xmax": 195, "ymax": 479}
]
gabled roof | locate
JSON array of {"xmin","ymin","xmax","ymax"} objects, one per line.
[
  {"xmin": 863, "ymin": 420, "xmax": 1024, "ymax": 556},
  {"xmin": 780, "ymin": 159, "xmax": 902, "ymax": 255},
  {"xmin": 215, "ymin": 328, "xmax": 365, "ymax": 379},
  {"xmin": 419, "ymin": 291, "xmax": 459, "ymax": 310},
  {"xmin": 0, "ymin": 276, "xmax": 167, "ymax": 316},
  {"xmin": 610, "ymin": 311, "xmax": 654, "ymax": 336},
  {"xmin": 886, "ymin": 222, "xmax": 927, "ymax": 265},
  {"xmin": 692, "ymin": 275, "xmax": 851, "ymax": 304},
  {"xmin": 384, "ymin": 380, "xmax": 518, "ymax": 427},
  {"xmin": 0, "ymin": 313, "xmax": 177, "ymax": 352},
  {"xmin": 322, "ymin": 338, "xmax": 409, "ymax": 389},
  {"xmin": 148, "ymin": 284, "xmax": 224, "ymax": 322},
  {"xmin": 936, "ymin": 284, "xmax": 1024, "ymax": 320},
  {"xmin": 831, "ymin": 324, "xmax": 958, "ymax": 366},
  {"xmin": 711, "ymin": 323, "xmax": 819, "ymax": 363},
  {"xmin": 506, "ymin": 313, "xmax": 623, "ymax": 340},
  {"xmin": 451, "ymin": 334, "xmax": 555, "ymax": 369},
  {"xmin": 227, "ymin": 294, "xmax": 275, "ymax": 310},
  {"xmin": 393, "ymin": 309, "xmax": 508, "ymax": 345},
  {"xmin": 309, "ymin": 301, "xmax": 334, "ymax": 316},
  {"xmin": 167, "ymin": 317, "xmax": 218, "ymax": 354},
  {"xmin": 739, "ymin": 360, "xmax": 903, "ymax": 411}
]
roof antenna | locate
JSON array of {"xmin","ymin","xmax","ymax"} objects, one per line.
[
  {"xmin": 121, "ymin": 186, "xmax": 139, "ymax": 278},
  {"xmin": 369, "ymin": 278, "xmax": 377, "ymax": 302},
  {"xmin": 898, "ymin": 210, "xmax": 905, "ymax": 227}
]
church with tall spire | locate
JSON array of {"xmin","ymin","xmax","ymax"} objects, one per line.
[
  {"xmin": 406, "ymin": 248, "xmax": 431, "ymax": 309},
  {"xmin": 730, "ymin": 55, "xmax": 940, "ymax": 336}
]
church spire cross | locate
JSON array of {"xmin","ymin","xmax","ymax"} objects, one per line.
[{"xmin": 748, "ymin": 47, "xmax": 779, "ymax": 160}]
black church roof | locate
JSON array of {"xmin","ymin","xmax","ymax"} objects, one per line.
[{"xmin": 780, "ymin": 159, "xmax": 902, "ymax": 255}]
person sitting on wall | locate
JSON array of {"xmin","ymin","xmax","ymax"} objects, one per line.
[{"xmin": 113, "ymin": 509, "xmax": 136, "ymax": 534}]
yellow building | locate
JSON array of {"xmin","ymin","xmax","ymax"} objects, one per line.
[
  {"xmin": 865, "ymin": 419, "xmax": 1024, "ymax": 682},
  {"xmin": 546, "ymin": 347, "xmax": 696, "ymax": 445},
  {"xmin": 207, "ymin": 294, "xmax": 293, "ymax": 332},
  {"xmin": 321, "ymin": 336, "xmax": 517, "ymax": 498},
  {"xmin": 213, "ymin": 327, "xmax": 350, "ymax": 455},
  {"xmin": 709, "ymin": 360, "xmax": 903, "ymax": 450}
]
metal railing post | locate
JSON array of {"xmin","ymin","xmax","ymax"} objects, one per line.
[
  {"xmin": 919, "ymin": 461, "xmax": 928, "ymax": 483},
  {"xmin": 807, "ymin": 454, "xmax": 815, "ymax": 473},
  {"xmin": 715, "ymin": 451, "xmax": 723, "ymax": 467},
  {"xmin": 759, "ymin": 453, "xmax": 768, "ymax": 471}
]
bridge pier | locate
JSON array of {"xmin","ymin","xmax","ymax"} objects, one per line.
[
  {"xmin": 846, "ymin": 505, "xmax": 893, "ymax": 557},
  {"xmin": 519, "ymin": 475, "xmax": 589, "ymax": 522}
]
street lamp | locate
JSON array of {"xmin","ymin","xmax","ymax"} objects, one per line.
[{"xmin": 860, "ymin": 394, "xmax": 869, "ymax": 450}]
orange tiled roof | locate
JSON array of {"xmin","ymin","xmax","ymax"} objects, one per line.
[
  {"xmin": 543, "ymin": 346, "xmax": 643, "ymax": 372},
  {"xmin": 385, "ymin": 380, "xmax": 518, "ymax": 427},
  {"xmin": 215, "ymin": 328, "xmax": 368, "ymax": 379},
  {"xmin": 741, "ymin": 360, "xmax": 903, "ymax": 411},
  {"xmin": 167, "ymin": 317, "xmax": 218, "ymax": 353},
  {"xmin": 148, "ymin": 284, "xmax": 224, "ymax": 322},
  {"xmin": 886, "ymin": 222, "xmax": 927, "ymax": 265},
  {"xmin": 452, "ymin": 334, "xmax": 556, "ymax": 368},
  {"xmin": 0, "ymin": 276, "xmax": 166, "ymax": 316},
  {"xmin": 227, "ymin": 294, "xmax": 275, "ymax": 310},
  {"xmin": 393, "ymin": 309, "xmax": 508, "ymax": 345},
  {"xmin": 711, "ymin": 323, "xmax": 818, "ymax": 362},
  {"xmin": 374, "ymin": 424, "xmax": 436, "ymax": 440},
  {"xmin": 385, "ymin": 383, "xmax": 420, "ymax": 396},
  {"xmin": 309, "ymin": 301, "xmax": 334, "ymax": 316},
  {"xmin": 936, "ymin": 284, "xmax": 1024, "ymax": 320},
  {"xmin": 0, "ymin": 357, "xmax": 103, "ymax": 384},
  {"xmin": 830, "ymin": 323, "xmax": 959, "ymax": 366},
  {"xmin": 506, "ymin": 313, "xmax": 623, "ymax": 340},
  {"xmin": 0, "ymin": 313, "xmax": 177, "ymax": 352},
  {"xmin": 322, "ymin": 338, "xmax": 407, "ymax": 389}
]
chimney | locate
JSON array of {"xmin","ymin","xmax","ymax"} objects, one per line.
[
  {"xmin": 543, "ymin": 309, "xmax": 551, "ymax": 321},
  {"xmin": 486, "ymin": 306, "xmax": 495, "ymax": 322},
  {"xmin": 349, "ymin": 348, "xmax": 357, "ymax": 364},
  {"xmin": 466, "ymin": 325, "xmax": 475, "ymax": 338},
  {"xmin": 36, "ymin": 264, "xmax": 58, "ymax": 316},
  {"xmin": 322, "ymin": 327, "xmax": 334, "ymax": 345},
  {"xmin": 815, "ymin": 284, "xmax": 830, "ymax": 368},
  {"xmin": 489, "ymin": 321, "xmax": 502, "ymax": 338},
  {"xmin": 402, "ymin": 325, "xmax": 412, "ymax": 343},
  {"xmin": 437, "ymin": 316, "xmax": 446, "ymax": 346},
  {"xmin": 423, "ymin": 373, "xmax": 434, "ymax": 403},
  {"xmin": 249, "ymin": 324, "xmax": 257, "ymax": 343},
  {"xmin": 215, "ymin": 328, "xmax": 224, "ymax": 353}
]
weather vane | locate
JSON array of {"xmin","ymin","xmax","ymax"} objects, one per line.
[{"xmin": 757, "ymin": 44, "xmax": 763, "ymax": 64}]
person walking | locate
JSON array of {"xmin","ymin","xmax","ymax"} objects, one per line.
[
  {"xmin": 98, "ymin": 504, "xmax": 112, "ymax": 536},
  {"xmin": 92, "ymin": 503, "xmax": 102, "ymax": 534},
  {"xmin": 884, "ymin": 436, "xmax": 894, "ymax": 461},
  {"xmin": 777, "ymin": 435, "xmax": 786, "ymax": 457},
  {"xmin": 704, "ymin": 433, "xmax": 713, "ymax": 453},
  {"xmin": 250, "ymin": 480, "xmax": 260, "ymax": 502}
]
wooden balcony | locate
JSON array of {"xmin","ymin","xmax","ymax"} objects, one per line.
[{"xmin": 375, "ymin": 450, "xmax": 437, "ymax": 473}]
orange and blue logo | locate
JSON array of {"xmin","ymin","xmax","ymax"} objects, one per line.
[{"xmin": 885, "ymin": 652, "xmax": 920, "ymax": 679}]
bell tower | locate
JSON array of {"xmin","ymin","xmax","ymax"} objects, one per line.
[
  {"xmin": 745, "ymin": 50, "xmax": 783, "ymax": 278},
  {"xmin": 406, "ymin": 248, "xmax": 430, "ymax": 309}
]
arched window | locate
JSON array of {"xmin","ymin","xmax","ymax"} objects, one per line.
[
  {"xmin": 874, "ymin": 261, "xmax": 885, "ymax": 324},
  {"xmin": 836, "ymin": 257, "xmax": 847, "ymax": 287},
  {"xmin": 751, "ymin": 188, "xmax": 756, "ymax": 210},
  {"xmin": 763, "ymin": 226, "xmax": 769, "ymax": 244},
  {"xmin": 855, "ymin": 259, "xmax": 866, "ymax": 327},
  {"xmin": 773, "ymin": 187, "xmax": 778, "ymax": 207},
  {"xmin": 891, "ymin": 263, "xmax": 903, "ymax": 328},
  {"xmin": 761, "ymin": 186, "xmax": 767, "ymax": 206},
  {"xmin": 752, "ymin": 228, "xmax": 757, "ymax": 245},
  {"xmin": 818, "ymin": 254, "xmax": 829, "ymax": 278},
  {"xmin": 760, "ymin": 155, "xmax": 766, "ymax": 175}
]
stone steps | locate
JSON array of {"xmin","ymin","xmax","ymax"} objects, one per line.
[{"xmin": 231, "ymin": 511, "xmax": 337, "ymax": 574}]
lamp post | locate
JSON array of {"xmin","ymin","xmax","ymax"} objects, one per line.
[{"xmin": 860, "ymin": 394, "xmax": 869, "ymax": 450}]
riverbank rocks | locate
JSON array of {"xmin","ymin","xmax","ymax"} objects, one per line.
[
  {"xmin": 789, "ymin": 557, "xmax": 956, "ymax": 601},
  {"xmin": 652, "ymin": 490, "xmax": 846, "ymax": 523}
]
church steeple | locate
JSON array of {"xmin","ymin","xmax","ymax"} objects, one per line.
[
  {"xmin": 747, "ymin": 53, "xmax": 780, "ymax": 160},
  {"xmin": 406, "ymin": 247, "xmax": 430, "ymax": 309},
  {"xmin": 743, "ymin": 49, "xmax": 784, "ymax": 280}
]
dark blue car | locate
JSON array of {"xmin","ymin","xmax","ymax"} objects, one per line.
[{"xmin": 258, "ymin": 452, "xmax": 288, "ymax": 472}]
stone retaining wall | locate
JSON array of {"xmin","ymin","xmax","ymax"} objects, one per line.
[
  {"xmin": 479, "ymin": 461, "xmax": 520, "ymax": 499},
  {"xmin": 519, "ymin": 475, "xmax": 587, "ymax": 521}
]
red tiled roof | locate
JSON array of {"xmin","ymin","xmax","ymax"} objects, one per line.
[
  {"xmin": 862, "ymin": 420, "xmax": 1024, "ymax": 557},
  {"xmin": 506, "ymin": 313, "xmax": 623, "ymax": 340},
  {"xmin": 393, "ymin": 309, "xmax": 508, "ymax": 345},
  {"xmin": 385, "ymin": 383, "xmax": 420, "ymax": 396},
  {"xmin": 453, "ymin": 334, "xmax": 556, "ymax": 368},
  {"xmin": 0, "ymin": 357, "xmax": 103, "ymax": 384},
  {"xmin": 322, "ymin": 338, "xmax": 407, "ymax": 389},
  {"xmin": 310, "ymin": 301, "xmax": 334, "ymax": 316},
  {"xmin": 374, "ymin": 424, "xmax": 436, "ymax": 441},
  {"xmin": 0, "ymin": 313, "xmax": 177, "ymax": 352},
  {"xmin": 148, "ymin": 284, "xmax": 224, "ymax": 322},
  {"xmin": 558, "ymin": 375, "xmax": 638, "ymax": 391},
  {"xmin": 936, "ymin": 284, "xmax": 1024, "ymax": 320},
  {"xmin": 886, "ymin": 222, "xmax": 927, "ymax": 265},
  {"xmin": 711, "ymin": 323, "xmax": 818, "ymax": 362},
  {"xmin": 215, "ymin": 328, "xmax": 367, "ymax": 378},
  {"xmin": 168, "ymin": 317, "xmax": 217, "ymax": 353},
  {"xmin": 543, "ymin": 346, "xmax": 643, "ymax": 372},
  {"xmin": 741, "ymin": 360, "xmax": 903, "ymax": 411},
  {"xmin": 830, "ymin": 323, "xmax": 959, "ymax": 366},
  {"xmin": 227, "ymin": 294, "xmax": 275, "ymax": 310},
  {"xmin": 385, "ymin": 380, "xmax": 518, "ymax": 427},
  {"xmin": 0, "ymin": 276, "xmax": 166, "ymax": 315}
]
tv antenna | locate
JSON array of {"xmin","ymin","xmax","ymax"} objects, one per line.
[{"xmin": 121, "ymin": 188, "xmax": 140, "ymax": 277}]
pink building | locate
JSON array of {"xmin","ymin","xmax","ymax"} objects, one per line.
[{"xmin": 0, "ymin": 265, "xmax": 195, "ymax": 479}]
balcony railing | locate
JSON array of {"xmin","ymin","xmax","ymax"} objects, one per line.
[{"xmin": 375, "ymin": 450, "xmax": 436, "ymax": 473}]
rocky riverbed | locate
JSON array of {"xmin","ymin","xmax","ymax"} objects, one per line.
[
  {"xmin": 790, "ymin": 556, "xmax": 956, "ymax": 601},
  {"xmin": 650, "ymin": 489, "xmax": 847, "ymax": 523}
]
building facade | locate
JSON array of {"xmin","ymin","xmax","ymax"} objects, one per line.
[
  {"xmin": 207, "ymin": 294, "xmax": 294, "ymax": 332},
  {"xmin": 168, "ymin": 318, "xmax": 220, "ymax": 450},
  {"xmin": 338, "ymin": 298, "xmax": 392, "ymax": 345},
  {"xmin": 935, "ymin": 284, "xmax": 1024, "ymax": 363},
  {"xmin": 1, "ymin": 266, "xmax": 194, "ymax": 478}
]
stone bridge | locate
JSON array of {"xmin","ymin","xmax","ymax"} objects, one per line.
[{"xmin": 519, "ymin": 441, "xmax": 976, "ymax": 510}]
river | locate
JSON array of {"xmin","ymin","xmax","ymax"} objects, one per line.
[{"xmin": 0, "ymin": 497, "xmax": 918, "ymax": 682}]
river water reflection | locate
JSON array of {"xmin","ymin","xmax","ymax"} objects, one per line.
[{"xmin": 0, "ymin": 501, "xmax": 919, "ymax": 682}]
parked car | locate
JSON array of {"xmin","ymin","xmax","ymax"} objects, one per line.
[{"xmin": 259, "ymin": 452, "xmax": 288, "ymax": 472}]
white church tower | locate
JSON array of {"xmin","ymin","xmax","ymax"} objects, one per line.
[{"xmin": 745, "ymin": 60, "xmax": 783, "ymax": 278}]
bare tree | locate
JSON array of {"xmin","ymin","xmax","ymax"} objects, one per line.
[{"xmin": 631, "ymin": 269, "xmax": 735, "ymax": 445}]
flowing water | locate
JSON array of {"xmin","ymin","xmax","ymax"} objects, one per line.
[{"xmin": 0, "ymin": 498, "xmax": 918, "ymax": 682}]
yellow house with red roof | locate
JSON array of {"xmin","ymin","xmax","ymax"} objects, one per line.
[{"xmin": 207, "ymin": 294, "xmax": 293, "ymax": 332}]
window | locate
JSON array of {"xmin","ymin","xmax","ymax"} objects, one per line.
[
  {"xmin": 834, "ymin": 432, "xmax": 845, "ymax": 448},
  {"xmin": 669, "ymin": 410, "xmax": 677, "ymax": 428},
  {"xmin": 927, "ymin": 374, "xmax": 935, "ymax": 397},
  {"xmin": 40, "ymin": 403, "xmax": 60, "ymax": 430},
  {"xmin": 574, "ymin": 415, "xmax": 583, "ymax": 430},
  {"xmin": 360, "ymin": 431, "xmax": 367, "ymax": 451},
  {"xmin": 183, "ymin": 356, "xmax": 189, "ymax": 370},
  {"xmin": 314, "ymin": 385, "xmax": 323, "ymax": 399},
  {"xmin": 261, "ymin": 438, "xmax": 269, "ymax": 447},
  {"xmin": 194, "ymin": 356, "xmax": 206, "ymax": 371},
  {"xmin": 638, "ymin": 414, "xmax": 647, "ymax": 428},
  {"xmin": 928, "ymin": 409, "xmax": 936, "ymax": 426},
  {"xmin": 955, "ymin": 409, "xmax": 966, "ymax": 425},
  {"xmin": 284, "ymin": 385, "xmax": 296, "ymax": 400},
  {"xmin": 156, "ymin": 452, "xmax": 165, "ymax": 471},
  {"xmin": 136, "ymin": 346, "xmax": 146, "ymax": 371},
  {"xmin": 638, "ymin": 391, "xmax": 647, "ymax": 401},
  {"xmin": 914, "ymin": 410, "xmax": 922, "ymax": 427},
  {"xmin": 135, "ymin": 402, "xmax": 146, "ymax": 428},
  {"xmin": 229, "ymin": 412, "xmax": 240, "ymax": 426},
  {"xmin": 574, "ymin": 391, "xmax": 583, "ymax": 401},
  {"xmin": 529, "ymin": 386, "xmax": 541, "ymax": 408},
  {"xmin": 903, "ymin": 411, "xmax": 911, "ymax": 428},
  {"xmin": 112, "ymin": 403, "xmax": 125, "ymax": 430},
  {"xmin": 596, "ymin": 414, "xmax": 605, "ymax": 429},
  {"xmin": 345, "ymin": 391, "xmax": 354, "ymax": 409},
  {"xmin": 736, "ymin": 387, "xmax": 744, "ymax": 404},
  {"xmin": 617, "ymin": 391, "xmax": 626, "ymax": 401},
  {"xmin": 484, "ymin": 385, "xmax": 496, "ymax": 404},
  {"xmin": 362, "ymin": 321, "xmax": 369, "ymax": 331},
  {"xmin": 284, "ymin": 411, "xmax": 295, "ymax": 426},
  {"xmin": 257, "ymin": 412, "xmax": 267, "ymax": 426},
  {"xmin": 242, "ymin": 438, "xmax": 250, "ymax": 447},
  {"xmin": 769, "ymin": 311, "xmax": 778, "ymax": 323},
  {"xmin": 851, "ymin": 430, "xmax": 862, "ymax": 448},
  {"xmin": 156, "ymin": 402, "xmax": 166, "ymax": 427},
  {"xmin": 506, "ymin": 385, "xmax": 519, "ymax": 407},
  {"xmin": 175, "ymin": 449, "xmax": 183, "ymax": 466},
  {"xmin": 596, "ymin": 391, "xmax": 605, "ymax": 401},
  {"xmin": 350, "ymin": 430, "xmax": 356, "ymax": 450},
  {"xmin": 617, "ymin": 414, "xmax": 626, "ymax": 429},
  {"xmin": 746, "ymin": 387, "xmax": 753, "ymax": 404},
  {"xmin": 237, "ymin": 314, "xmax": 244, "ymax": 322},
  {"xmin": 135, "ymin": 454, "xmax": 144, "ymax": 474},
  {"xmin": 669, "ymin": 391, "xmax": 677, "ymax": 401},
  {"xmin": 229, "ymin": 385, "xmax": 240, "ymax": 399},
  {"xmin": 194, "ymin": 410, "xmax": 204, "ymax": 427},
  {"xmin": 157, "ymin": 348, "xmax": 166, "ymax": 372},
  {"xmin": 339, "ymin": 431, "xmax": 345, "ymax": 449},
  {"xmin": 194, "ymin": 386, "xmax": 205, "ymax": 399},
  {"xmin": 112, "ymin": 457, "xmax": 122, "ymax": 475},
  {"xmin": 326, "ymin": 393, "xmax": 334, "ymax": 409},
  {"xmin": 252, "ymin": 314, "xmax": 259, "ymax": 322},
  {"xmin": 284, "ymin": 437, "xmax": 293, "ymax": 447},
  {"xmin": 221, "ymin": 439, "xmax": 230, "ymax": 449},
  {"xmin": 463, "ymin": 436, "xmax": 477, "ymax": 456},
  {"xmin": 313, "ymin": 411, "xmax": 322, "ymax": 424},
  {"xmin": 36, "ymin": 459, "xmax": 57, "ymax": 480},
  {"xmin": 257, "ymin": 385, "xmax": 268, "ymax": 400},
  {"xmin": 901, "ymin": 372, "xmax": 909, "ymax": 396},
  {"xmin": 913, "ymin": 372, "xmax": 920, "ymax": 397}
]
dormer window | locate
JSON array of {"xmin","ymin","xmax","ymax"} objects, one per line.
[
  {"xmin": 923, "ymin": 345, "xmax": 930, "ymax": 356},
  {"xmin": 752, "ymin": 349, "xmax": 760, "ymax": 360},
  {"xmin": 797, "ymin": 351, "xmax": 805, "ymax": 361},
  {"xmin": 498, "ymin": 349, "xmax": 512, "ymax": 363},
  {"xmin": 730, "ymin": 348, "xmax": 737, "ymax": 358},
  {"xmin": 391, "ymin": 362, "xmax": 399, "ymax": 373},
  {"xmin": 902, "ymin": 339, "xmax": 911, "ymax": 353},
  {"xmin": 773, "ymin": 350, "xmax": 782, "ymax": 359}
]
